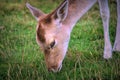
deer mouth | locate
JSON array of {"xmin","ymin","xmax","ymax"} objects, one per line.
[{"xmin": 48, "ymin": 63, "xmax": 62, "ymax": 72}]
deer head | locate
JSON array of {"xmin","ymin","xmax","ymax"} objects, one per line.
[{"xmin": 26, "ymin": 0, "xmax": 69, "ymax": 72}]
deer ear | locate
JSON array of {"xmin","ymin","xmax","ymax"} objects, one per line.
[
  {"xmin": 54, "ymin": 0, "xmax": 68, "ymax": 22},
  {"xmin": 26, "ymin": 3, "xmax": 44, "ymax": 21}
]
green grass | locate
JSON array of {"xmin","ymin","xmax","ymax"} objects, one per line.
[{"xmin": 0, "ymin": 0, "xmax": 120, "ymax": 80}]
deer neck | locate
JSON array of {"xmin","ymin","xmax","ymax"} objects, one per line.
[{"xmin": 62, "ymin": 0, "xmax": 97, "ymax": 32}]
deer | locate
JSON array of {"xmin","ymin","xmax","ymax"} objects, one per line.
[{"xmin": 26, "ymin": 0, "xmax": 120, "ymax": 72}]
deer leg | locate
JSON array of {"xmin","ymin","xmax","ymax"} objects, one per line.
[
  {"xmin": 98, "ymin": 0, "xmax": 112, "ymax": 59},
  {"xmin": 113, "ymin": 0, "xmax": 120, "ymax": 51}
]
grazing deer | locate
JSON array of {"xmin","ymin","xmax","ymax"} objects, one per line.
[{"xmin": 26, "ymin": 0, "xmax": 120, "ymax": 72}]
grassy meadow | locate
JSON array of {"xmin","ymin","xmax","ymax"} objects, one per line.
[{"xmin": 0, "ymin": 0, "xmax": 120, "ymax": 80}]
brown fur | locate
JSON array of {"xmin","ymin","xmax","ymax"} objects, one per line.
[{"xmin": 37, "ymin": 23, "xmax": 46, "ymax": 43}]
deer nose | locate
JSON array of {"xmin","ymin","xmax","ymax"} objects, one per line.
[
  {"xmin": 48, "ymin": 65, "xmax": 57, "ymax": 72},
  {"xmin": 48, "ymin": 64, "xmax": 62, "ymax": 72}
]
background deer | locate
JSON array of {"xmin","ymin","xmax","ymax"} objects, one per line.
[{"xmin": 26, "ymin": 0, "xmax": 120, "ymax": 72}]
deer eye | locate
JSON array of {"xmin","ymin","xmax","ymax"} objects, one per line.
[
  {"xmin": 46, "ymin": 40, "xmax": 56, "ymax": 50},
  {"xmin": 50, "ymin": 40, "xmax": 56, "ymax": 49}
]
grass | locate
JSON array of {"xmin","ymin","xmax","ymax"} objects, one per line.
[{"xmin": 0, "ymin": 0, "xmax": 120, "ymax": 80}]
